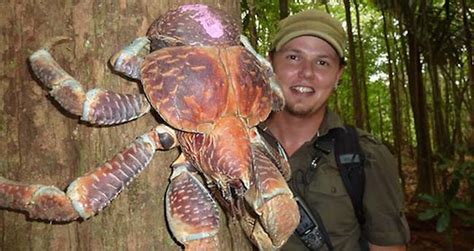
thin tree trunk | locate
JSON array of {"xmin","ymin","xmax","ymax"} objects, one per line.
[
  {"xmin": 428, "ymin": 57, "xmax": 451, "ymax": 157},
  {"xmin": 441, "ymin": 65, "xmax": 467, "ymax": 159},
  {"xmin": 0, "ymin": 1, "xmax": 251, "ymax": 250},
  {"xmin": 354, "ymin": 0, "xmax": 370, "ymax": 132},
  {"xmin": 279, "ymin": 0, "xmax": 289, "ymax": 19},
  {"xmin": 398, "ymin": 0, "xmax": 435, "ymax": 195},
  {"xmin": 245, "ymin": 0, "xmax": 259, "ymax": 49},
  {"xmin": 406, "ymin": 29, "xmax": 435, "ymax": 195},
  {"xmin": 461, "ymin": 0, "xmax": 474, "ymax": 152},
  {"xmin": 382, "ymin": 9, "xmax": 405, "ymax": 195},
  {"xmin": 343, "ymin": 0, "xmax": 363, "ymax": 128},
  {"xmin": 397, "ymin": 21, "xmax": 415, "ymax": 158},
  {"xmin": 377, "ymin": 94, "xmax": 385, "ymax": 142}
]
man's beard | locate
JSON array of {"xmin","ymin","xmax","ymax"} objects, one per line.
[
  {"xmin": 285, "ymin": 103, "xmax": 317, "ymax": 117},
  {"xmin": 285, "ymin": 100, "xmax": 327, "ymax": 118}
]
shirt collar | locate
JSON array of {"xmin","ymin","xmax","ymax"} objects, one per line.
[
  {"xmin": 258, "ymin": 108, "xmax": 346, "ymax": 145},
  {"xmin": 318, "ymin": 109, "xmax": 345, "ymax": 136}
]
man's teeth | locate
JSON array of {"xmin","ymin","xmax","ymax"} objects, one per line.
[{"xmin": 292, "ymin": 86, "xmax": 314, "ymax": 93}]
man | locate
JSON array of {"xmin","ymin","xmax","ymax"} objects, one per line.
[{"xmin": 259, "ymin": 9, "xmax": 410, "ymax": 250}]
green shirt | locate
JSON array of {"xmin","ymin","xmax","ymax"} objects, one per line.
[{"xmin": 261, "ymin": 110, "xmax": 410, "ymax": 251}]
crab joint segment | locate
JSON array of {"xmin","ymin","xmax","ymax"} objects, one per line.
[
  {"xmin": 110, "ymin": 37, "xmax": 149, "ymax": 79},
  {"xmin": 29, "ymin": 49, "xmax": 150, "ymax": 125},
  {"xmin": 166, "ymin": 154, "xmax": 220, "ymax": 250},
  {"xmin": 66, "ymin": 124, "xmax": 177, "ymax": 219},
  {"xmin": 82, "ymin": 88, "xmax": 150, "ymax": 125}
]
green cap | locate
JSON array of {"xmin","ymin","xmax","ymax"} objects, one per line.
[{"xmin": 271, "ymin": 9, "xmax": 346, "ymax": 58}]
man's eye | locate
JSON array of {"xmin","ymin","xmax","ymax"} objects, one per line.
[
  {"xmin": 317, "ymin": 60, "xmax": 328, "ymax": 66},
  {"xmin": 287, "ymin": 55, "xmax": 298, "ymax": 60}
]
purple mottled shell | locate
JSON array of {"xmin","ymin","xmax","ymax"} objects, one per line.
[{"xmin": 147, "ymin": 4, "xmax": 240, "ymax": 47}]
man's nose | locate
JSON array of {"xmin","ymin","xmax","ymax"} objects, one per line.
[{"xmin": 298, "ymin": 60, "xmax": 314, "ymax": 79}]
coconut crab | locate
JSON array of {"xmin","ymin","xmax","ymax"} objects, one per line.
[{"xmin": 0, "ymin": 4, "xmax": 299, "ymax": 250}]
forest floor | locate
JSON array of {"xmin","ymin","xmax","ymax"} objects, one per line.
[
  {"xmin": 402, "ymin": 156, "xmax": 474, "ymax": 251},
  {"xmin": 407, "ymin": 213, "xmax": 474, "ymax": 250}
]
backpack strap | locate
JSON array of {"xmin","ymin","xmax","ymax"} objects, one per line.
[{"xmin": 333, "ymin": 125, "xmax": 366, "ymax": 225}]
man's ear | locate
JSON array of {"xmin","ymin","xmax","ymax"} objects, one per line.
[
  {"xmin": 333, "ymin": 66, "xmax": 344, "ymax": 90},
  {"xmin": 336, "ymin": 65, "xmax": 345, "ymax": 81}
]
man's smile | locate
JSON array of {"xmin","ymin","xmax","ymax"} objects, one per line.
[{"xmin": 290, "ymin": 86, "xmax": 315, "ymax": 94}]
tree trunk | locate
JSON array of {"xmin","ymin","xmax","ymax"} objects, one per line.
[
  {"xmin": 279, "ymin": 0, "xmax": 289, "ymax": 19},
  {"xmin": 0, "ymin": 1, "xmax": 251, "ymax": 250},
  {"xmin": 242, "ymin": 0, "xmax": 259, "ymax": 49},
  {"xmin": 354, "ymin": 0, "xmax": 370, "ymax": 132},
  {"xmin": 406, "ymin": 29, "xmax": 436, "ymax": 195},
  {"xmin": 428, "ymin": 57, "xmax": 451, "ymax": 157},
  {"xmin": 382, "ymin": 9, "xmax": 405, "ymax": 195},
  {"xmin": 343, "ymin": 0, "xmax": 363, "ymax": 129},
  {"xmin": 397, "ymin": 21, "xmax": 415, "ymax": 158},
  {"xmin": 461, "ymin": 0, "xmax": 474, "ymax": 153}
]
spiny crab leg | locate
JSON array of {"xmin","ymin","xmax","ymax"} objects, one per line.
[
  {"xmin": 166, "ymin": 154, "xmax": 220, "ymax": 251},
  {"xmin": 29, "ymin": 49, "xmax": 150, "ymax": 125},
  {"xmin": 109, "ymin": 37, "xmax": 150, "ymax": 80},
  {"xmin": 0, "ymin": 124, "xmax": 178, "ymax": 222},
  {"xmin": 240, "ymin": 35, "xmax": 285, "ymax": 112}
]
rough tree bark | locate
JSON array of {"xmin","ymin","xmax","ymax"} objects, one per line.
[{"xmin": 0, "ymin": 1, "xmax": 252, "ymax": 250}]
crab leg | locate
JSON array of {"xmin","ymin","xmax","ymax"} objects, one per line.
[
  {"xmin": 166, "ymin": 154, "xmax": 220, "ymax": 251},
  {"xmin": 109, "ymin": 37, "xmax": 150, "ymax": 80},
  {"xmin": 29, "ymin": 49, "xmax": 150, "ymax": 125},
  {"xmin": 240, "ymin": 35, "xmax": 285, "ymax": 112},
  {"xmin": 0, "ymin": 124, "xmax": 178, "ymax": 221},
  {"xmin": 242, "ymin": 128, "xmax": 299, "ymax": 249}
]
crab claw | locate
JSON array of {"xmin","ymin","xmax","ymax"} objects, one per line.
[
  {"xmin": 242, "ymin": 133, "xmax": 299, "ymax": 249},
  {"xmin": 243, "ymin": 162, "xmax": 299, "ymax": 249}
]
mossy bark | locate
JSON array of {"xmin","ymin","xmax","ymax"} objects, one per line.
[{"xmin": 0, "ymin": 1, "xmax": 251, "ymax": 250}]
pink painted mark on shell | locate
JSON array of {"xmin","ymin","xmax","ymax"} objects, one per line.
[{"xmin": 180, "ymin": 4, "xmax": 224, "ymax": 38}]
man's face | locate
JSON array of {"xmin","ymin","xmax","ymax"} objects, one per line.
[{"xmin": 271, "ymin": 36, "xmax": 344, "ymax": 117}]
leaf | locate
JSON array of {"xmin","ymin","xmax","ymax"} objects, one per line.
[
  {"xmin": 418, "ymin": 209, "xmax": 439, "ymax": 221},
  {"xmin": 418, "ymin": 193, "xmax": 438, "ymax": 204},
  {"xmin": 450, "ymin": 199, "xmax": 472, "ymax": 211},
  {"xmin": 436, "ymin": 211, "xmax": 451, "ymax": 233}
]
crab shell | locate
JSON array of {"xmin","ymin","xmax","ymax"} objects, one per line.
[
  {"xmin": 147, "ymin": 4, "xmax": 240, "ymax": 49},
  {"xmin": 141, "ymin": 46, "xmax": 272, "ymax": 134}
]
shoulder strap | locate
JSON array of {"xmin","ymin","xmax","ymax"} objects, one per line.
[{"xmin": 333, "ymin": 125, "xmax": 366, "ymax": 225}]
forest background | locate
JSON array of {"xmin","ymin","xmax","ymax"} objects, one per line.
[
  {"xmin": 242, "ymin": 0, "xmax": 473, "ymax": 250},
  {"xmin": 0, "ymin": 0, "xmax": 472, "ymax": 250}
]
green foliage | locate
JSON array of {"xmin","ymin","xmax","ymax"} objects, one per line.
[
  {"xmin": 241, "ymin": 0, "xmax": 280, "ymax": 54},
  {"xmin": 417, "ymin": 160, "xmax": 474, "ymax": 232},
  {"xmin": 242, "ymin": 0, "xmax": 473, "ymax": 197}
]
